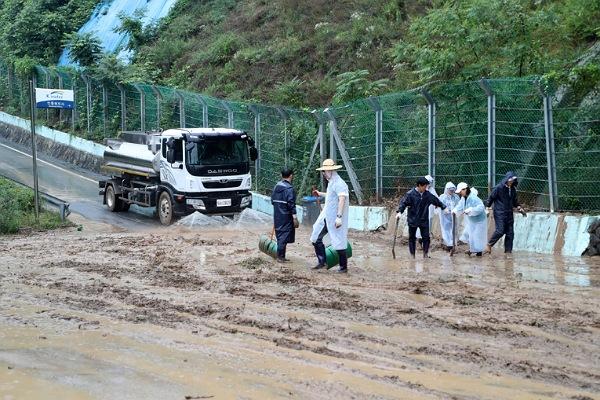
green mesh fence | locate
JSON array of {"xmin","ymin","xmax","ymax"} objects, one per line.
[
  {"xmin": 553, "ymin": 100, "xmax": 600, "ymax": 212},
  {"xmin": 491, "ymin": 79, "xmax": 550, "ymax": 210},
  {"xmin": 0, "ymin": 57, "xmax": 598, "ymax": 211},
  {"xmin": 431, "ymin": 81, "xmax": 488, "ymax": 195},
  {"xmin": 379, "ymin": 90, "xmax": 428, "ymax": 198}
]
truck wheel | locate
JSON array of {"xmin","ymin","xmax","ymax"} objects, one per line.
[
  {"xmin": 158, "ymin": 191, "xmax": 174, "ymax": 225},
  {"xmin": 118, "ymin": 201, "xmax": 130, "ymax": 212},
  {"xmin": 105, "ymin": 185, "xmax": 119, "ymax": 212}
]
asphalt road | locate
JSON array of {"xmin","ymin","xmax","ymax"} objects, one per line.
[{"xmin": 0, "ymin": 137, "xmax": 160, "ymax": 230}]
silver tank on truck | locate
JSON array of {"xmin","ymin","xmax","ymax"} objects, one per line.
[{"xmin": 102, "ymin": 135, "xmax": 160, "ymax": 177}]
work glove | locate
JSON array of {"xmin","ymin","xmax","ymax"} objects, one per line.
[
  {"xmin": 444, "ymin": 208, "xmax": 451, "ymax": 214},
  {"xmin": 396, "ymin": 212, "xmax": 402, "ymax": 220},
  {"xmin": 293, "ymin": 216, "xmax": 299, "ymax": 228},
  {"xmin": 464, "ymin": 207, "xmax": 473, "ymax": 215},
  {"xmin": 517, "ymin": 206, "xmax": 527, "ymax": 217},
  {"xmin": 335, "ymin": 217, "xmax": 343, "ymax": 228}
]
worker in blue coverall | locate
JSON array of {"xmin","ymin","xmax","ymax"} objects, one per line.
[
  {"xmin": 485, "ymin": 171, "xmax": 527, "ymax": 255},
  {"xmin": 271, "ymin": 167, "xmax": 299, "ymax": 263}
]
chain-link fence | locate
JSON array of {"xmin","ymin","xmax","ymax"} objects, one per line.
[{"xmin": 0, "ymin": 58, "xmax": 598, "ymax": 212}]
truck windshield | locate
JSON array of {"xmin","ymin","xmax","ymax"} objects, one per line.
[{"xmin": 186, "ymin": 139, "xmax": 248, "ymax": 165}]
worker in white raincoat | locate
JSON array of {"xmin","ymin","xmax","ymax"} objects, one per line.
[
  {"xmin": 438, "ymin": 182, "xmax": 460, "ymax": 251},
  {"xmin": 310, "ymin": 159, "xmax": 350, "ymax": 273},
  {"xmin": 416, "ymin": 174, "xmax": 439, "ymax": 243},
  {"xmin": 453, "ymin": 182, "xmax": 487, "ymax": 256}
]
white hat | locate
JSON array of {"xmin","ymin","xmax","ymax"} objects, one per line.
[
  {"xmin": 316, "ymin": 158, "xmax": 342, "ymax": 171},
  {"xmin": 456, "ymin": 182, "xmax": 468, "ymax": 193},
  {"xmin": 425, "ymin": 174, "xmax": 434, "ymax": 184}
]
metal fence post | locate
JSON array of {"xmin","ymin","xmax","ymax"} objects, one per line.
[
  {"xmin": 221, "ymin": 100, "xmax": 233, "ymax": 128},
  {"xmin": 133, "ymin": 84, "xmax": 145, "ymax": 132},
  {"xmin": 480, "ymin": 79, "xmax": 496, "ymax": 194},
  {"xmin": 194, "ymin": 95, "xmax": 208, "ymax": 127},
  {"xmin": 248, "ymin": 105, "xmax": 261, "ymax": 191},
  {"xmin": 151, "ymin": 85, "xmax": 162, "ymax": 130},
  {"xmin": 311, "ymin": 109, "xmax": 326, "ymax": 190},
  {"xmin": 367, "ymin": 97, "xmax": 383, "ymax": 201},
  {"xmin": 324, "ymin": 108, "xmax": 364, "ymax": 204},
  {"xmin": 117, "ymin": 83, "xmax": 126, "ymax": 132},
  {"xmin": 56, "ymin": 70, "xmax": 64, "ymax": 126},
  {"xmin": 81, "ymin": 74, "xmax": 92, "ymax": 136},
  {"xmin": 277, "ymin": 108, "xmax": 290, "ymax": 167},
  {"xmin": 323, "ymin": 108, "xmax": 337, "ymax": 161},
  {"xmin": 543, "ymin": 94, "xmax": 559, "ymax": 212},
  {"xmin": 71, "ymin": 74, "xmax": 77, "ymax": 134},
  {"xmin": 42, "ymin": 67, "xmax": 50, "ymax": 123},
  {"xmin": 175, "ymin": 91, "xmax": 186, "ymax": 128},
  {"xmin": 422, "ymin": 89, "xmax": 436, "ymax": 186},
  {"xmin": 102, "ymin": 84, "xmax": 108, "ymax": 137}
]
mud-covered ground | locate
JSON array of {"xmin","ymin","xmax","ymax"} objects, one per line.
[{"xmin": 1, "ymin": 216, "xmax": 599, "ymax": 400}]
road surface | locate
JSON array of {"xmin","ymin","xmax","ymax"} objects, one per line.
[{"xmin": 0, "ymin": 137, "xmax": 159, "ymax": 230}]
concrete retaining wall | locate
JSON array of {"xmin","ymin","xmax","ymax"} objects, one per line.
[{"xmin": 0, "ymin": 112, "xmax": 103, "ymax": 172}]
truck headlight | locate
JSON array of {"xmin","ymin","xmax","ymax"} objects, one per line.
[
  {"xmin": 240, "ymin": 196, "xmax": 251, "ymax": 207},
  {"xmin": 186, "ymin": 198, "xmax": 205, "ymax": 210},
  {"xmin": 243, "ymin": 176, "xmax": 252, "ymax": 189}
]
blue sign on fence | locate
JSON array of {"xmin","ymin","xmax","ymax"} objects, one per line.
[{"xmin": 35, "ymin": 88, "xmax": 74, "ymax": 109}]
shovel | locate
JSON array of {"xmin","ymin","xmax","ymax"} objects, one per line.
[
  {"xmin": 450, "ymin": 212, "xmax": 457, "ymax": 257},
  {"xmin": 392, "ymin": 216, "xmax": 400, "ymax": 259}
]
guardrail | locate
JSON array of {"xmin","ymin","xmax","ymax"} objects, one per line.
[{"xmin": 0, "ymin": 173, "xmax": 71, "ymax": 221}]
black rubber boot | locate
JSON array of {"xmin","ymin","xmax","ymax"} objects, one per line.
[{"xmin": 312, "ymin": 242, "xmax": 326, "ymax": 269}]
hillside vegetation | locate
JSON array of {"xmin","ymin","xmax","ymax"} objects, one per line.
[{"xmin": 0, "ymin": 0, "xmax": 599, "ymax": 106}]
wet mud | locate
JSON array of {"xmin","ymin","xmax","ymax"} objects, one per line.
[{"xmin": 0, "ymin": 222, "xmax": 599, "ymax": 399}]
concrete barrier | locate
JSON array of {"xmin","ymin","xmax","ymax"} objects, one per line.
[
  {"xmin": 251, "ymin": 192, "xmax": 388, "ymax": 232},
  {"xmin": 0, "ymin": 112, "xmax": 105, "ymax": 157}
]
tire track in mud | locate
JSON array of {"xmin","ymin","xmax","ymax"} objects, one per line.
[{"xmin": 2, "ymin": 229, "xmax": 600, "ymax": 397}]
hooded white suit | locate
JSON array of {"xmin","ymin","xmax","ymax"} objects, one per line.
[{"xmin": 438, "ymin": 182, "xmax": 460, "ymax": 246}]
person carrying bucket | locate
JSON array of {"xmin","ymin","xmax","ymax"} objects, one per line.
[
  {"xmin": 396, "ymin": 177, "xmax": 447, "ymax": 258},
  {"xmin": 310, "ymin": 159, "xmax": 350, "ymax": 273},
  {"xmin": 271, "ymin": 167, "xmax": 299, "ymax": 263}
]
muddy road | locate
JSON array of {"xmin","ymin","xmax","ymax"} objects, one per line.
[{"xmin": 1, "ymin": 218, "xmax": 599, "ymax": 399}]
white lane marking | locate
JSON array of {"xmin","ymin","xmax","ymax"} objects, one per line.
[{"xmin": 0, "ymin": 142, "xmax": 97, "ymax": 183}]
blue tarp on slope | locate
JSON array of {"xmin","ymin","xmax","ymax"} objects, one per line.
[{"xmin": 58, "ymin": 0, "xmax": 177, "ymax": 65}]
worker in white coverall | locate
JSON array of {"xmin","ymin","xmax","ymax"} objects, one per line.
[
  {"xmin": 438, "ymin": 182, "xmax": 460, "ymax": 251},
  {"xmin": 453, "ymin": 182, "xmax": 487, "ymax": 256},
  {"xmin": 310, "ymin": 159, "xmax": 350, "ymax": 273},
  {"xmin": 416, "ymin": 174, "xmax": 439, "ymax": 245}
]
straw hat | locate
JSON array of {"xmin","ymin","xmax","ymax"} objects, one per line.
[{"xmin": 316, "ymin": 159, "xmax": 342, "ymax": 171}]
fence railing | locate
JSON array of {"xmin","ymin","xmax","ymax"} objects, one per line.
[{"xmin": 0, "ymin": 60, "xmax": 598, "ymax": 212}]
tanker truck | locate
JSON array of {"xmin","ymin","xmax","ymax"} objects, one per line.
[{"xmin": 99, "ymin": 128, "xmax": 258, "ymax": 225}]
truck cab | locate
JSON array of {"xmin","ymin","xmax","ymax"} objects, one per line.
[{"xmin": 100, "ymin": 128, "xmax": 258, "ymax": 225}]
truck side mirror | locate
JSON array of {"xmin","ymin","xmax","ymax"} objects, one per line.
[
  {"xmin": 249, "ymin": 147, "xmax": 258, "ymax": 161},
  {"xmin": 166, "ymin": 148, "xmax": 176, "ymax": 164}
]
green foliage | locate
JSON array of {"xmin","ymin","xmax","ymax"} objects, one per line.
[
  {"xmin": 0, "ymin": 0, "xmax": 97, "ymax": 64},
  {"xmin": 63, "ymin": 32, "xmax": 103, "ymax": 67},
  {"xmin": 0, "ymin": 178, "xmax": 66, "ymax": 234},
  {"xmin": 332, "ymin": 70, "xmax": 389, "ymax": 105},
  {"xmin": 114, "ymin": 9, "xmax": 159, "ymax": 54}
]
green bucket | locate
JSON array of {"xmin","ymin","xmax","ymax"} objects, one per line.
[
  {"xmin": 325, "ymin": 242, "xmax": 353, "ymax": 269},
  {"xmin": 258, "ymin": 234, "xmax": 278, "ymax": 259}
]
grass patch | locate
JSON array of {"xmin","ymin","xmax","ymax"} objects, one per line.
[{"xmin": 0, "ymin": 177, "xmax": 73, "ymax": 234}]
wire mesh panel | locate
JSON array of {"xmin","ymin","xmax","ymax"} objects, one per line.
[
  {"xmin": 432, "ymin": 81, "xmax": 488, "ymax": 194},
  {"xmin": 492, "ymin": 79, "xmax": 550, "ymax": 210},
  {"xmin": 285, "ymin": 109, "xmax": 318, "ymax": 198},
  {"xmin": 378, "ymin": 90, "xmax": 428, "ymax": 198},
  {"xmin": 256, "ymin": 106, "xmax": 286, "ymax": 195},
  {"xmin": 203, "ymin": 96, "xmax": 229, "ymax": 128},
  {"xmin": 180, "ymin": 90, "xmax": 205, "ymax": 128},
  {"xmin": 327, "ymin": 99, "xmax": 377, "ymax": 203},
  {"xmin": 553, "ymin": 100, "xmax": 600, "ymax": 212}
]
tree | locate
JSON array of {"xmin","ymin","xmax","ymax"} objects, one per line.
[{"xmin": 63, "ymin": 32, "xmax": 102, "ymax": 67}]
